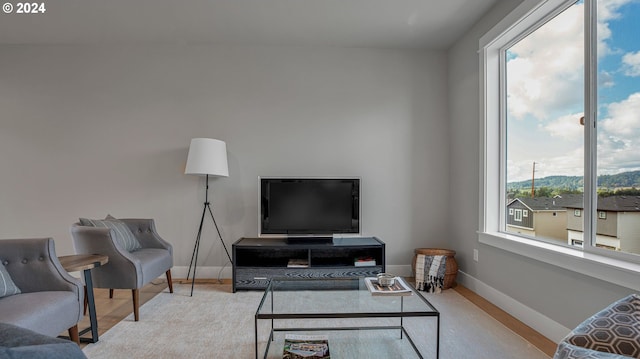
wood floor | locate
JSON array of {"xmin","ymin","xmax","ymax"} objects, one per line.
[
  {"xmin": 76, "ymin": 281, "xmax": 168, "ymax": 348},
  {"xmin": 78, "ymin": 279, "xmax": 557, "ymax": 357},
  {"xmin": 453, "ymin": 285, "xmax": 557, "ymax": 357}
]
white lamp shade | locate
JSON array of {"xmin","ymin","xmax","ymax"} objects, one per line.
[{"xmin": 185, "ymin": 138, "xmax": 229, "ymax": 177}]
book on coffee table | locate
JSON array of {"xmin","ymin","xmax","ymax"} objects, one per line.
[
  {"xmin": 364, "ymin": 277, "xmax": 412, "ymax": 296},
  {"xmin": 283, "ymin": 334, "xmax": 330, "ymax": 359}
]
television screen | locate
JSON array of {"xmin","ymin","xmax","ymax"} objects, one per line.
[{"xmin": 260, "ymin": 177, "xmax": 360, "ymax": 237}]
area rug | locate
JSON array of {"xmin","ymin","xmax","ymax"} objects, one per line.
[{"xmin": 82, "ymin": 284, "xmax": 550, "ymax": 359}]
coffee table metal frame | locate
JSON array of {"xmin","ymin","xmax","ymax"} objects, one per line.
[{"xmin": 254, "ymin": 277, "xmax": 440, "ymax": 359}]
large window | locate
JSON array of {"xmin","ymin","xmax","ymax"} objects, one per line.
[
  {"xmin": 595, "ymin": 0, "xmax": 640, "ymax": 256},
  {"xmin": 505, "ymin": 1, "xmax": 584, "ymax": 246},
  {"xmin": 481, "ymin": 0, "xmax": 640, "ymax": 269}
]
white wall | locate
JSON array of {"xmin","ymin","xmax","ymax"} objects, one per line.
[
  {"xmin": 448, "ymin": 0, "xmax": 637, "ymax": 335},
  {"xmin": 0, "ymin": 44, "xmax": 450, "ymax": 276}
]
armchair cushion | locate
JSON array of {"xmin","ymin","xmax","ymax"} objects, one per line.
[
  {"xmin": 80, "ymin": 218, "xmax": 142, "ymax": 252},
  {"xmin": 0, "ymin": 264, "xmax": 21, "ymax": 298},
  {"xmin": 130, "ymin": 248, "xmax": 173, "ymax": 285},
  {"xmin": 0, "ymin": 291, "xmax": 81, "ymax": 335}
]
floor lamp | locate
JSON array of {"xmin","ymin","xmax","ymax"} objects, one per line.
[{"xmin": 185, "ymin": 138, "xmax": 233, "ymax": 297}]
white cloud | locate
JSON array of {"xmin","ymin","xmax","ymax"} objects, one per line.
[
  {"xmin": 507, "ymin": 159, "xmax": 533, "ymax": 182},
  {"xmin": 505, "ymin": 0, "xmax": 640, "ymax": 180},
  {"xmin": 601, "ymin": 92, "xmax": 640, "ymax": 135},
  {"xmin": 596, "ymin": 0, "xmax": 633, "ymax": 56},
  {"xmin": 598, "ymin": 92, "xmax": 640, "ymax": 173},
  {"xmin": 598, "ymin": 0, "xmax": 632, "ymax": 22},
  {"xmin": 536, "ymin": 147, "xmax": 584, "ymax": 179},
  {"xmin": 507, "ymin": 3, "xmax": 584, "ymax": 121},
  {"xmin": 506, "ymin": 1, "xmax": 634, "ymax": 121},
  {"xmin": 507, "ymin": 110, "xmax": 586, "ymax": 181},
  {"xmin": 507, "ymin": 146, "xmax": 584, "ymax": 182},
  {"xmin": 622, "ymin": 51, "xmax": 640, "ymax": 76},
  {"xmin": 599, "ymin": 70, "xmax": 615, "ymax": 88},
  {"xmin": 598, "ymin": 0, "xmax": 635, "ymax": 47},
  {"xmin": 543, "ymin": 112, "xmax": 585, "ymax": 140},
  {"xmin": 597, "ymin": 134, "xmax": 640, "ymax": 174}
]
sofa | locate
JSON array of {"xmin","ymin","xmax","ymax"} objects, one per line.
[
  {"xmin": 0, "ymin": 238, "xmax": 84, "ymax": 343},
  {"xmin": 554, "ymin": 294, "xmax": 640, "ymax": 359},
  {"xmin": 71, "ymin": 217, "xmax": 173, "ymax": 321},
  {"xmin": 0, "ymin": 322, "xmax": 86, "ymax": 359}
]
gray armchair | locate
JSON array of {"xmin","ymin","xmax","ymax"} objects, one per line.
[
  {"xmin": 554, "ymin": 294, "xmax": 640, "ymax": 358},
  {"xmin": 0, "ymin": 322, "xmax": 87, "ymax": 359},
  {"xmin": 70, "ymin": 218, "xmax": 173, "ymax": 321},
  {"xmin": 0, "ymin": 238, "xmax": 84, "ymax": 344}
]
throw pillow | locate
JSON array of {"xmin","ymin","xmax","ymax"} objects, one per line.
[
  {"xmin": 0, "ymin": 263, "xmax": 21, "ymax": 298},
  {"xmin": 80, "ymin": 218, "xmax": 142, "ymax": 252}
]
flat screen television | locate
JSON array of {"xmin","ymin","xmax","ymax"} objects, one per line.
[{"xmin": 259, "ymin": 177, "xmax": 360, "ymax": 241}]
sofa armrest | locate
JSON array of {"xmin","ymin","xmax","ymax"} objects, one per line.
[
  {"xmin": 0, "ymin": 238, "xmax": 83, "ymax": 297},
  {"xmin": 119, "ymin": 218, "xmax": 173, "ymax": 257},
  {"xmin": 70, "ymin": 225, "xmax": 142, "ymax": 288}
]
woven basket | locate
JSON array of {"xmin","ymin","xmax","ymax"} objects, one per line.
[{"xmin": 411, "ymin": 248, "xmax": 458, "ymax": 289}]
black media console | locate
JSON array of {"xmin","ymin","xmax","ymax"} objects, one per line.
[{"xmin": 232, "ymin": 237, "xmax": 385, "ymax": 292}]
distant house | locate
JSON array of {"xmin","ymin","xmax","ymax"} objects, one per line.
[
  {"xmin": 565, "ymin": 196, "xmax": 640, "ymax": 253},
  {"xmin": 505, "ymin": 196, "xmax": 580, "ymax": 242}
]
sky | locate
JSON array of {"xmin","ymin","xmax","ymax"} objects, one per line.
[{"xmin": 505, "ymin": 0, "xmax": 640, "ymax": 182}]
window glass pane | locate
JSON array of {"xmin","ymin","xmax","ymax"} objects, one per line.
[
  {"xmin": 595, "ymin": 0, "xmax": 640, "ymax": 255},
  {"xmin": 505, "ymin": 1, "xmax": 584, "ymax": 245}
]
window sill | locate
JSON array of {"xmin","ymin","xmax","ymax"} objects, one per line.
[{"xmin": 478, "ymin": 231, "xmax": 640, "ymax": 291}]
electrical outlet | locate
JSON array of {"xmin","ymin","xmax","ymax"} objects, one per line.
[{"xmin": 473, "ymin": 249, "xmax": 479, "ymax": 262}]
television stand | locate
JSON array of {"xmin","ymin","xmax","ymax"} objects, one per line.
[
  {"xmin": 232, "ymin": 237, "xmax": 385, "ymax": 292},
  {"xmin": 286, "ymin": 236, "xmax": 333, "ymax": 244}
]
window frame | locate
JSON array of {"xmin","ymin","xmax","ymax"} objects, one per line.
[{"xmin": 479, "ymin": 0, "xmax": 640, "ymax": 291}]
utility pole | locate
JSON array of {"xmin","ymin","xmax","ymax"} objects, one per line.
[{"xmin": 531, "ymin": 162, "xmax": 537, "ymax": 198}]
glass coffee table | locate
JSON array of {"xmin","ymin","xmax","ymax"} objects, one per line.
[{"xmin": 254, "ymin": 277, "xmax": 440, "ymax": 359}]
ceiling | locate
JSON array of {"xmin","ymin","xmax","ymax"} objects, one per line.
[{"xmin": 0, "ymin": 0, "xmax": 499, "ymax": 49}]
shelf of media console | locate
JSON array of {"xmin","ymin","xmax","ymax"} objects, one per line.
[{"xmin": 231, "ymin": 237, "xmax": 385, "ymax": 292}]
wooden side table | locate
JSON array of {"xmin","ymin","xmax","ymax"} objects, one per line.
[{"xmin": 59, "ymin": 254, "xmax": 109, "ymax": 343}]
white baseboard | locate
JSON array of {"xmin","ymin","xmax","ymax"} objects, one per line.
[
  {"xmin": 457, "ymin": 270, "xmax": 570, "ymax": 343},
  {"xmin": 386, "ymin": 264, "xmax": 412, "ymax": 277}
]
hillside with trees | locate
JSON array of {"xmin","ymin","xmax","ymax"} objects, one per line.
[{"xmin": 507, "ymin": 170, "xmax": 640, "ymax": 198}]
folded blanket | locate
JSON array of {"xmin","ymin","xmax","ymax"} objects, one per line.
[{"xmin": 415, "ymin": 254, "xmax": 447, "ymax": 293}]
